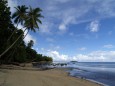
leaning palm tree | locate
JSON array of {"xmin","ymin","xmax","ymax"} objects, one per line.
[
  {"xmin": 7, "ymin": 5, "xmax": 28, "ymax": 42},
  {"xmin": 0, "ymin": 6, "xmax": 43, "ymax": 58},
  {"xmin": 24, "ymin": 6, "xmax": 43, "ymax": 32},
  {"xmin": 12, "ymin": 5, "xmax": 28, "ymax": 25},
  {"xmin": 9, "ymin": 7, "xmax": 44, "ymax": 62}
]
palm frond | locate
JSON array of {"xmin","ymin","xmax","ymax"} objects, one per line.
[
  {"xmin": 14, "ymin": 16, "xmax": 20, "ymax": 23},
  {"xmin": 36, "ymin": 19, "xmax": 42, "ymax": 24},
  {"xmin": 12, "ymin": 12, "xmax": 18, "ymax": 19},
  {"xmin": 12, "ymin": 5, "xmax": 28, "ymax": 25}
]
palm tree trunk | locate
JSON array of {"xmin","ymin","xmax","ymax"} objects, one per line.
[
  {"xmin": 16, "ymin": 29, "xmax": 29, "ymax": 46},
  {"xmin": 6, "ymin": 29, "xmax": 29, "ymax": 60},
  {"xmin": 7, "ymin": 23, "xmax": 19, "ymax": 42},
  {"xmin": 0, "ymin": 28, "xmax": 27, "ymax": 58},
  {"xmin": 23, "ymin": 29, "xmax": 29, "ymax": 39}
]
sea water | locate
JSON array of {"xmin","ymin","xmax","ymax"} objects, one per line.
[{"xmin": 67, "ymin": 62, "xmax": 115, "ymax": 86}]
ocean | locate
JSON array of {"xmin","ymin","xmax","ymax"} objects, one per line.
[{"xmin": 67, "ymin": 62, "xmax": 115, "ymax": 86}]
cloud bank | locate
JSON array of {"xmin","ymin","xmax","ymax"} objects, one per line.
[{"xmin": 39, "ymin": 49, "xmax": 115, "ymax": 62}]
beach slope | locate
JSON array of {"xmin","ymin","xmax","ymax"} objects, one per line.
[{"xmin": 0, "ymin": 69, "xmax": 101, "ymax": 86}]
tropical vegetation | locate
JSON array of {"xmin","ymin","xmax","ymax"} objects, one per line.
[{"xmin": 0, "ymin": 0, "xmax": 53, "ymax": 64}]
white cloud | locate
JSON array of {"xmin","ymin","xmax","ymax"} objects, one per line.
[
  {"xmin": 59, "ymin": 24, "xmax": 67, "ymax": 31},
  {"xmin": 24, "ymin": 34, "xmax": 36, "ymax": 44},
  {"xmin": 47, "ymin": 51, "xmax": 68, "ymax": 61},
  {"xmin": 96, "ymin": 0, "xmax": 115, "ymax": 17},
  {"xmin": 89, "ymin": 20, "xmax": 100, "ymax": 32},
  {"xmin": 103, "ymin": 44, "xmax": 114, "ymax": 48},
  {"xmin": 41, "ymin": 48, "xmax": 45, "ymax": 51},
  {"xmin": 75, "ymin": 51, "xmax": 115, "ymax": 62},
  {"xmin": 39, "ymin": 50, "xmax": 115, "ymax": 62},
  {"xmin": 37, "ymin": 49, "xmax": 70, "ymax": 61},
  {"xmin": 45, "ymin": 50, "xmax": 80, "ymax": 62},
  {"xmin": 58, "ymin": 7, "xmax": 87, "ymax": 33}
]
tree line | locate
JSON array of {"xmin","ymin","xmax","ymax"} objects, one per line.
[{"xmin": 0, "ymin": 0, "xmax": 53, "ymax": 64}]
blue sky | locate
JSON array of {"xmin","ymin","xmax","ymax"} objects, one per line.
[{"xmin": 8, "ymin": 0, "xmax": 115, "ymax": 62}]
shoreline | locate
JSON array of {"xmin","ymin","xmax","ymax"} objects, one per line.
[
  {"xmin": 71, "ymin": 75, "xmax": 105, "ymax": 86},
  {"xmin": 66, "ymin": 68, "xmax": 105, "ymax": 86},
  {"xmin": 63, "ymin": 68, "xmax": 104, "ymax": 86},
  {"xmin": 0, "ymin": 67, "xmax": 102, "ymax": 86},
  {"xmin": 86, "ymin": 79, "xmax": 107, "ymax": 86}
]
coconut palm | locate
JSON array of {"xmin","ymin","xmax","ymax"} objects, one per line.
[
  {"xmin": 24, "ymin": 6, "xmax": 43, "ymax": 32},
  {"xmin": 12, "ymin": 5, "xmax": 28, "ymax": 25},
  {"xmin": 7, "ymin": 5, "xmax": 28, "ymax": 42},
  {"xmin": 0, "ymin": 6, "xmax": 43, "ymax": 58}
]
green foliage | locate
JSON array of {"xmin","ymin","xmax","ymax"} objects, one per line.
[
  {"xmin": 0, "ymin": 0, "xmax": 16, "ymax": 58},
  {"xmin": 13, "ymin": 46, "xmax": 27, "ymax": 63},
  {"xmin": 26, "ymin": 47, "xmax": 37, "ymax": 61},
  {"xmin": 34, "ymin": 54, "xmax": 53, "ymax": 62},
  {"xmin": 24, "ymin": 6, "xmax": 43, "ymax": 31},
  {"xmin": 0, "ymin": 0, "xmax": 12, "ymax": 52},
  {"xmin": 27, "ymin": 40, "xmax": 34, "ymax": 48},
  {"xmin": 12, "ymin": 5, "xmax": 28, "ymax": 25},
  {"xmin": 0, "ymin": 1, "xmax": 53, "ymax": 64}
]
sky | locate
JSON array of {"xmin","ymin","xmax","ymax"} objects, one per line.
[{"xmin": 8, "ymin": 0, "xmax": 115, "ymax": 62}]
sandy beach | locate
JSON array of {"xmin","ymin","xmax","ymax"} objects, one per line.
[{"xmin": 0, "ymin": 68, "xmax": 102, "ymax": 86}]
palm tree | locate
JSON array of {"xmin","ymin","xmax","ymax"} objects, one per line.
[
  {"xmin": 0, "ymin": 6, "xmax": 43, "ymax": 58},
  {"xmin": 12, "ymin": 5, "xmax": 28, "ymax": 25},
  {"xmin": 7, "ymin": 5, "xmax": 28, "ymax": 42},
  {"xmin": 24, "ymin": 6, "xmax": 43, "ymax": 32}
]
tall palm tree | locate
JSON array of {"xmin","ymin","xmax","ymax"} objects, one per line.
[
  {"xmin": 0, "ymin": 6, "xmax": 43, "ymax": 58},
  {"xmin": 8, "ymin": 7, "xmax": 44, "ymax": 60},
  {"xmin": 12, "ymin": 5, "xmax": 28, "ymax": 25},
  {"xmin": 7, "ymin": 5, "xmax": 28, "ymax": 42},
  {"xmin": 24, "ymin": 6, "xmax": 43, "ymax": 32}
]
